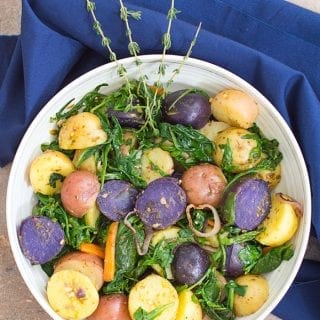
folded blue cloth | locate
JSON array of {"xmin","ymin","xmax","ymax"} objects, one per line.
[{"xmin": 1, "ymin": 0, "xmax": 320, "ymax": 318}]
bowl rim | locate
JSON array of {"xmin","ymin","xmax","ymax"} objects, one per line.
[{"xmin": 6, "ymin": 54, "xmax": 312, "ymax": 320}]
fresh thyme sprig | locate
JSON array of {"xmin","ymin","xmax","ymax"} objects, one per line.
[
  {"xmin": 166, "ymin": 21, "xmax": 202, "ymax": 88},
  {"xmin": 118, "ymin": 0, "xmax": 150, "ymax": 110},
  {"xmin": 157, "ymin": 0, "xmax": 180, "ymax": 80},
  {"xmin": 86, "ymin": 0, "xmax": 202, "ymax": 135},
  {"xmin": 86, "ymin": 0, "xmax": 134, "ymax": 106}
]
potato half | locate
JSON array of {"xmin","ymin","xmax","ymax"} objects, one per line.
[
  {"xmin": 29, "ymin": 150, "xmax": 75, "ymax": 195},
  {"xmin": 128, "ymin": 274, "xmax": 179, "ymax": 320},
  {"xmin": 59, "ymin": 112, "xmax": 107, "ymax": 149},
  {"xmin": 233, "ymin": 274, "xmax": 269, "ymax": 317}
]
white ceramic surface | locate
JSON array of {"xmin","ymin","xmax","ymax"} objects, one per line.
[{"xmin": 6, "ymin": 55, "xmax": 311, "ymax": 320}]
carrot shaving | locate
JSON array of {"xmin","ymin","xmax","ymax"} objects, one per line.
[
  {"xmin": 150, "ymin": 85, "xmax": 165, "ymax": 96},
  {"xmin": 79, "ymin": 243, "xmax": 105, "ymax": 259},
  {"xmin": 104, "ymin": 221, "xmax": 119, "ymax": 282}
]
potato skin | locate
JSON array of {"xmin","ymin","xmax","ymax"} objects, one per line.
[
  {"xmin": 256, "ymin": 163, "xmax": 281, "ymax": 189},
  {"xmin": 87, "ymin": 294, "xmax": 131, "ymax": 320},
  {"xmin": 128, "ymin": 274, "xmax": 179, "ymax": 320},
  {"xmin": 181, "ymin": 163, "xmax": 227, "ymax": 206},
  {"xmin": 233, "ymin": 275, "xmax": 269, "ymax": 317},
  {"xmin": 61, "ymin": 170, "xmax": 100, "ymax": 217},
  {"xmin": 213, "ymin": 127, "xmax": 262, "ymax": 173},
  {"xmin": 29, "ymin": 150, "xmax": 75, "ymax": 195},
  {"xmin": 54, "ymin": 251, "xmax": 104, "ymax": 290},
  {"xmin": 59, "ymin": 112, "xmax": 107, "ymax": 150},
  {"xmin": 141, "ymin": 147, "xmax": 174, "ymax": 184},
  {"xmin": 209, "ymin": 89, "xmax": 258, "ymax": 129}
]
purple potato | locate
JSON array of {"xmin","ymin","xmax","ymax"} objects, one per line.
[
  {"xmin": 163, "ymin": 90, "xmax": 211, "ymax": 129},
  {"xmin": 171, "ymin": 243, "xmax": 210, "ymax": 285},
  {"xmin": 107, "ymin": 109, "xmax": 145, "ymax": 128},
  {"xmin": 135, "ymin": 177, "xmax": 187, "ymax": 229},
  {"xmin": 97, "ymin": 180, "xmax": 139, "ymax": 221},
  {"xmin": 19, "ymin": 216, "xmax": 65, "ymax": 264},
  {"xmin": 220, "ymin": 176, "xmax": 271, "ymax": 230},
  {"xmin": 225, "ymin": 243, "xmax": 245, "ymax": 277}
]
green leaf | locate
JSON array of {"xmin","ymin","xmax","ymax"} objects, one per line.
[
  {"xmin": 49, "ymin": 173, "xmax": 65, "ymax": 188},
  {"xmin": 133, "ymin": 304, "xmax": 172, "ymax": 320},
  {"xmin": 251, "ymin": 243, "xmax": 294, "ymax": 274},
  {"xmin": 238, "ymin": 244, "xmax": 263, "ymax": 273}
]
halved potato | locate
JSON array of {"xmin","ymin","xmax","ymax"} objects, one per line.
[
  {"xmin": 141, "ymin": 147, "xmax": 174, "ymax": 184},
  {"xmin": 233, "ymin": 274, "xmax": 269, "ymax": 317},
  {"xmin": 128, "ymin": 274, "xmax": 179, "ymax": 320},
  {"xmin": 47, "ymin": 269, "xmax": 99, "ymax": 320},
  {"xmin": 73, "ymin": 149, "xmax": 96, "ymax": 174},
  {"xmin": 54, "ymin": 251, "xmax": 104, "ymax": 290},
  {"xmin": 176, "ymin": 289, "xmax": 202, "ymax": 320},
  {"xmin": 256, "ymin": 193, "xmax": 301, "ymax": 246},
  {"xmin": 29, "ymin": 150, "xmax": 75, "ymax": 195},
  {"xmin": 59, "ymin": 112, "xmax": 107, "ymax": 150},
  {"xmin": 151, "ymin": 227, "xmax": 181, "ymax": 278},
  {"xmin": 213, "ymin": 127, "xmax": 262, "ymax": 173},
  {"xmin": 199, "ymin": 120, "xmax": 229, "ymax": 142}
]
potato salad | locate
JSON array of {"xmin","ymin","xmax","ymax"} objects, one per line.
[{"xmin": 19, "ymin": 80, "xmax": 302, "ymax": 320}]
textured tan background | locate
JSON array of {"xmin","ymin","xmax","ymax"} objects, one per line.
[{"xmin": 0, "ymin": 1, "xmax": 319, "ymax": 319}]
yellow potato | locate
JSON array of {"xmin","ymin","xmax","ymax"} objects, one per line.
[
  {"xmin": 73, "ymin": 149, "xmax": 96, "ymax": 174},
  {"xmin": 209, "ymin": 89, "xmax": 259, "ymax": 129},
  {"xmin": 176, "ymin": 289, "xmax": 202, "ymax": 320},
  {"xmin": 141, "ymin": 147, "xmax": 174, "ymax": 184},
  {"xmin": 199, "ymin": 120, "xmax": 229, "ymax": 142},
  {"xmin": 151, "ymin": 227, "xmax": 181, "ymax": 279},
  {"xmin": 29, "ymin": 150, "xmax": 75, "ymax": 195},
  {"xmin": 47, "ymin": 269, "xmax": 99, "ymax": 320},
  {"xmin": 233, "ymin": 274, "xmax": 269, "ymax": 317},
  {"xmin": 59, "ymin": 112, "xmax": 107, "ymax": 149},
  {"xmin": 256, "ymin": 163, "xmax": 281, "ymax": 189},
  {"xmin": 213, "ymin": 127, "xmax": 262, "ymax": 173},
  {"xmin": 128, "ymin": 274, "xmax": 179, "ymax": 320},
  {"xmin": 54, "ymin": 251, "xmax": 104, "ymax": 290},
  {"xmin": 256, "ymin": 193, "xmax": 301, "ymax": 246},
  {"xmin": 84, "ymin": 203, "xmax": 101, "ymax": 228}
]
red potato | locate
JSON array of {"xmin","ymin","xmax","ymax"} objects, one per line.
[
  {"xmin": 61, "ymin": 170, "xmax": 100, "ymax": 217},
  {"xmin": 54, "ymin": 251, "xmax": 104, "ymax": 290},
  {"xmin": 87, "ymin": 294, "xmax": 131, "ymax": 320},
  {"xmin": 181, "ymin": 163, "xmax": 227, "ymax": 206}
]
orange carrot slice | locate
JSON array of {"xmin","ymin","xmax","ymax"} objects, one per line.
[
  {"xmin": 103, "ymin": 221, "xmax": 119, "ymax": 282},
  {"xmin": 79, "ymin": 243, "xmax": 105, "ymax": 259}
]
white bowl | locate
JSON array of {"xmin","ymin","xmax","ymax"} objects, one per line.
[{"xmin": 6, "ymin": 55, "xmax": 311, "ymax": 320}]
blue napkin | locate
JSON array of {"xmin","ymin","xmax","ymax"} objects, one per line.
[{"xmin": 1, "ymin": 0, "xmax": 320, "ymax": 318}]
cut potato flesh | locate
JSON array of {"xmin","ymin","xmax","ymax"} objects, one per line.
[
  {"xmin": 128, "ymin": 274, "xmax": 179, "ymax": 320},
  {"xmin": 59, "ymin": 112, "xmax": 107, "ymax": 150},
  {"xmin": 151, "ymin": 227, "xmax": 181, "ymax": 279},
  {"xmin": 47, "ymin": 269, "xmax": 99, "ymax": 320},
  {"xmin": 199, "ymin": 120, "xmax": 229, "ymax": 142},
  {"xmin": 29, "ymin": 150, "xmax": 75, "ymax": 195},
  {"xmin": 256, "ymin": 193, "xmax": 300, "ymax": 246},
  {"xmin": 141, "ymin": 147, "xmax": 174, "ymax": 184},
  {"xmin": 233, "ymin": 275, "xmax": 269, "ymax": 317},
  {"xmin": 176, "ymin": 289, "xmax": 202, "ymax": 320},
  {"xmin": 54, "ymin": 251, "xmax": 104, "ymax": 290},
  {"xmin": 73, "ymin": 149, "xmax": 96, "ymax": 174}
]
